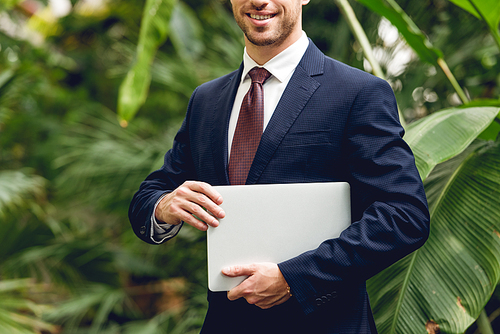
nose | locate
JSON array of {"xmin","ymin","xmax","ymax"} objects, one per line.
[{"xmin": 250, "ymin": 0, "xmax": 269, "ymax": 11}]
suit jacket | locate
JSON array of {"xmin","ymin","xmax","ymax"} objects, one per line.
[{"xmin": 129, "ymin": 40, "xmax": 430, "ymax": 333}]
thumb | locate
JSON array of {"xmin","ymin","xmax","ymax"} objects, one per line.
[{"xmin": 222, "ymin": 264, "xmax": 256, "ymax": 277}]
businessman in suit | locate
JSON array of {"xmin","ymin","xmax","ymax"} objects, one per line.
[{"xmin": 129, "ymin": 0, "xmax": 430, "ymax": 332}]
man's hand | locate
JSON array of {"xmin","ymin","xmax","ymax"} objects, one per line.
[
  {"xmin": 155, "ymin": 181, "xmax": 225, "ymax": 231},
  {"xmin": 223, "ymin": 263, "xmax": 291, "ymax": 309}
]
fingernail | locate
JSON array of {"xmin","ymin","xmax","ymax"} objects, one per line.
[{"xmin": 222, "ymin": 267, "xmax": 230, "ymax": 274}]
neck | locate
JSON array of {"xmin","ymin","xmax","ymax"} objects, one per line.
[{"xmin": 245, "ymin": 29, "xmax": 303, "ymax": 65}]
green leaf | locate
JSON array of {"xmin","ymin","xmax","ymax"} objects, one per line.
[
  {"xmin": 460, "ymin": 99, "xmax": 500, "ymax": 108},
  {"xmin": 355, "ymin": 0, "xmax": 443, "ymax": 65},
  {"xmin": 368, "ymin": 138, "xmax": 500, "ymax": 333},
  {"xmin": 169, "ymin": 2, "xmax": 204, "ymax": 61},
  {"xmin": 447, "ymin": 0, "xmax": 500, "ymax": 49},
  {"xmin": 0, "ymin": 279, "xmax": 32, "ymax": 293},
  {"xmin": 0, "ymin": 279, "xmax": 56, "ymax": 333},
  {"xmin": 0, "ymin": 169, "xmax": 46, "ymax": 218},
  {"xmin": 353, "ymin": 0, "xmax": 472, "ymax": 100},
  {"xmin": 478, "ymin": 118, "xmax": 500, "ymax": 141},
  {"xmin": 404, "ymin": 106, "xmax": 500, "ymax": 180},
  {"xmin": 43, "ymin": 283, "xmax": 133, "ymax": 332},
  {"xmin": 447, "ymin": 0, "xmax": 500, "ymax": 33},
  {"xmin": 0, "ymin": 0, "xmax": 25, "ymax": 11},
  {"xmin": 0, "ymin": 68, "xmax": 16, "ymax": 89},
  {"xmin": 117, "ymin": 0, "xmax": 177, "ymax": 124},
  {"xmin": 462, "ymin": 102, "xmax": 500, "ymax": 141},
  {"xmin": 54, "ymin": 106, "xmax": 175, "ymax": 211}
]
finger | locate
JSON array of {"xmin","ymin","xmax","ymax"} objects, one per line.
[
  {"xmin": 227, "ymin": 278, "xmax": 251, "ymax": 301},
  {"xmin": 222, "ymin": 264, "xmax": 256, "ymax": 277},
  {"xmin": 184, "ymin": 182, "xmax": 225, "ymax": 219},
  {"xmin": 186, "ymin": 181, "xmax": 224, "ymax": 206},
  {"xmin": 170, "ymin": 204, "xmax": 211, "ymax": 231},
  {"xmin": 158, "ymin": 196, "xmax": 210, "ymax": 231},
  {"xmin": 180, "ymin": 182, "xmax": 225, "ymax": 221},
  {"xmin": 182, "ymin": 199, "xmax": 220, "ymax": 228},
  {"xmin": 225, "ymin": 265, "xmax": 256, "ymax": 301},
  {"xmin": 167, "ymin": 186, "xmax": 222, "ymax": 228}
]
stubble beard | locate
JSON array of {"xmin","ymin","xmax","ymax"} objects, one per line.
[{"xmin": 234, "ymin": 10, "xmax": 299, "ymax": 48}]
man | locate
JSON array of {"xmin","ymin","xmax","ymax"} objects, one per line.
[{"xmin": 129, "ymin": 0, "xmax": 430, "ymax": 332}]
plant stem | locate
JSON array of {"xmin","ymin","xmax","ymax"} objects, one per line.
[
  {"xmin": 333, "ymin": 0, "xmax": 408, "ymax": 127},
  {"xmin": 436, "ymin": 58, "xmax": 469, "ymax": 104},
  {"xmin": 476, "ymin": 309, "xmax": 494, "ymax": 334},
  {"xmin": 333, "ymin": 0, "xmax": 385, "ymax": 80}
]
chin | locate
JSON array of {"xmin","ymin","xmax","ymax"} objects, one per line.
[
  {"xmin": 248, "ymin": 37, "xmax": 279, "ymax": 47},
  {"xmin": 246, "ymin": 32, "xmax": 290, "ymax": 48}
]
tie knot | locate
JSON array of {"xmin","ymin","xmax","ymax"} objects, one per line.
[{"xmin": 248, "ymin": 67, "xmax": 271, "ymax": 85}]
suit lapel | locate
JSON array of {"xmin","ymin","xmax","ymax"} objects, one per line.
[
  {"xmin": 246, "ymin": 41, "xmax": 325, "ymax": 185},
  {"xmin": 210, "ymin": 63, "xmax": 243, "ymax": 185}
]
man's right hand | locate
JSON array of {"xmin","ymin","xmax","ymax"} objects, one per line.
[{"xmin": 155, "ymin": 181, "xmax": 225, "ymax": 231}]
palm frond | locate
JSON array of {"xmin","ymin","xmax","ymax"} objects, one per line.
[
  {"xmin": 54, "ymin": 105, "xmax": 177, "ymax": 213},
  {"xmin": 0, "ymin": 279, "xmax": 57, "ymax": 334},
  {"xmin": 0, "ymin": 169, "xmax": 46, "ymax": 218}
]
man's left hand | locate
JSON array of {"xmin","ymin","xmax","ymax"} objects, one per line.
[{"xmin": 222, "ymin": 263, "xmax": 291, "ymax": 309}]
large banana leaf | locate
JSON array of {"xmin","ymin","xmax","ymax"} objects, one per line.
[
  {"xmin": 447, "ymin": 0, "xmax": 500, "ymax": 43},
  {"xmin": 353, "ymin": 0, "xmax": 469, "ymax": 103},
  {"xmin": 368, "ymin": 138, "xmax": 500, "ymax": 333},
  {"xmin": 355, "ymin": 0, "xmax": 443, "ymax": 65},
  {"xmin": 117, "ymin": 0, "xmax": 177, "ymax": 125},
  {"xmin": 404, "ymin": 106, "xmax": 500, "ymax": 180}
]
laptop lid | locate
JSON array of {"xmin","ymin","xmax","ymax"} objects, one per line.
[{"xmin": 207, "ymin": 182, "xmax": 351, "ymax": 291}]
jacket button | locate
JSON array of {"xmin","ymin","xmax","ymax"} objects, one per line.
[
  {"xmin": 331, "ymin": 291, "xmax": 338, "ymax": 299},
  {"xmin": 321, "ymin": 296, "xmax": 328, "ymax": 303},
  {"xmin": 315, "ymin": 298, "xmax": 322, "ymax": 306},
  {"xmin": 326, "ymin": 293, "xmax": 332, "ymax": 301},
  {"xmin": 140, "ymin": 226, "xmax": 146, "ymax": 235}
]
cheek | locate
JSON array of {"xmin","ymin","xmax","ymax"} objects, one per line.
[{"xmin": 230, "ymin": 0, "xmax": 241, "ymax": 12}]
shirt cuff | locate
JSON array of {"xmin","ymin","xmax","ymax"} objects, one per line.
[{"xmin": 150, "ymin": 192, "xmax": 183, "ymax": 244}]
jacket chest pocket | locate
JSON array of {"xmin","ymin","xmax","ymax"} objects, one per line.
[
  {"xmin": 271, "ymin": 129, "xmax": 342, "ymax": 180},
  {"xmin": 280, "ymin": 129, "xmax": 332, "ymax": 147}
]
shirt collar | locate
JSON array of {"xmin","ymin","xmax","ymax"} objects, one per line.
[{"xmin": 241, "ymin": 31, "xmax": 309, "ymax": 84}]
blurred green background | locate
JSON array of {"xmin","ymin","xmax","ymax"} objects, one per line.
[{"xmin": 1, "ymin": 0, "xmax": 500, "ymax": 333}]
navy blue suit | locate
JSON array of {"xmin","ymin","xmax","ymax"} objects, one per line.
[{"xmin": 129, "ymin": 40, "xmax": 430, "ymax": 333}]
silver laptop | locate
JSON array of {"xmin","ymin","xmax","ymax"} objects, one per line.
[{"xmin": 207, "ymin": 182, "xmax": 351, "ymax": 291}]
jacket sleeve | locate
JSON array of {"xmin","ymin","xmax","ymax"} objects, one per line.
[
  {"xmin": 128, "ymin": 88, "xmax": 199, "ymax": 244},
  {"xmin": 278, "ymin": 78, "xmax": 430, "ymax": 315}
]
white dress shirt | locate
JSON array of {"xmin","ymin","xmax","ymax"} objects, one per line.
[
  {"xmin": 151, "ymin": 32, "xmax": 310, "ymax": 243},
  {"xmin": 228, "ymin": 31, "xmax": 310, "ymax": 156}
]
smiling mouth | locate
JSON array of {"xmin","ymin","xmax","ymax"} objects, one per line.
[{"xmin": 247, "ymin": 13, "xmax": 276, "ymax": 20}]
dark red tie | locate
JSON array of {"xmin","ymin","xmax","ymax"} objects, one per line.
[{"xmin": 228, "ymin": 67, "xmax": 272, "ymax": 185}]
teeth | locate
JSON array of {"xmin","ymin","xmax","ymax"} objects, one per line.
[{"xmin": 250, "ymin": 14, "xmax": 273, "ymax": 20}]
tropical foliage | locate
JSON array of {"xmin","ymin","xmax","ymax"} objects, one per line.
[{"xmin": 0, "ymin": 0, "xmax": 499, "ymax": 333}]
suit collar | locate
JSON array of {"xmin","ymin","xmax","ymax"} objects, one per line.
[
  {"xmin": 210, "ymin": 40, "xmax": 325, "ymax": 185},
  {"xmin": 246, "ymin": 40, "xmax": 324, "ymax": 184},
  {"xmin": 210, "ymin": 63, "xmax": 243, "ymax": 185},
  {"xmin": 299, "ymin": 38, "xmax": 325, "ymax": 77},
  {"xmin": 241, "ymin": 31, "xmax": 310, "ymax": 84}
]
